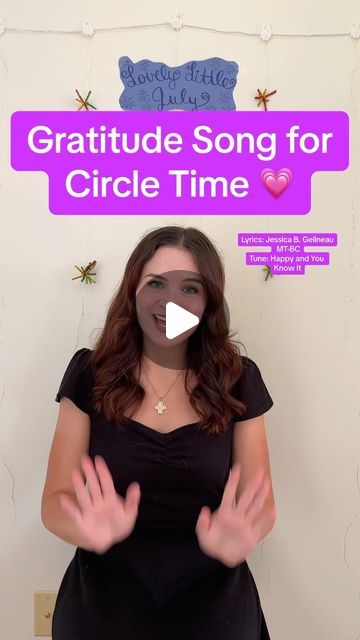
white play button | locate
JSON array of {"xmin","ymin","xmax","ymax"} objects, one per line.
[{"xmin": 165, "ymin": 302, "xmax": 199, "ymax": 339}]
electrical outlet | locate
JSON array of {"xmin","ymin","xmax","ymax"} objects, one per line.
[{"xmin": 34, "ymin": 591, "xmax": 58, "ymax": 636}]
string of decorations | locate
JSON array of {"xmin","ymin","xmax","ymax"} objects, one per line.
[
  {"xmin": 2, "ymin": 11, "xmax": 342, "ymax": 284},
  {"xmin": 0, "ymin": 15, "xmax": 359, "ymax": 40}
]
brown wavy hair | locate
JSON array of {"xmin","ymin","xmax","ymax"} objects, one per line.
[{"xmin": 88, "ymin": 226, "xmax": 248, "ymax": 435}]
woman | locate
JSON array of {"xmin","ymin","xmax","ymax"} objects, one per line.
[{"xmin": 41, "ymin": 225, "xmax": 276, "ymax": 639}]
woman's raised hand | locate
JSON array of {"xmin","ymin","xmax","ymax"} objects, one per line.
[
  {"xmin": 59, "ymin": 454, "xmax": 141, "ymax": 554},
  {"xmin": 195, "ymin": 463, "xmax": 274, "ymax": 568}
]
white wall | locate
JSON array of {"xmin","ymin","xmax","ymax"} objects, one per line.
[{"xmin": 0, "ymin": 1, "xmax": 359, "ymax": 638}]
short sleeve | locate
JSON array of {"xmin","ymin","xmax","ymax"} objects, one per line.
[
  {"xmin": 55, "ymin": 348, "xmax": 93, "ymax": 415},
  {"xmin": 231, "ymin": 357, "xmax": 274, "ymax": 422}
]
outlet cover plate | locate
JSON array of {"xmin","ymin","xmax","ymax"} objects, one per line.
[{"xmin": 34, "ymin": 591, "xmax": 58, "ymax": 636}]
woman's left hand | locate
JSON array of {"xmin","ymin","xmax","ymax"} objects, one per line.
[{"xmin": 195, "ymin": 463, "xmax": 272, "ymax": 568}]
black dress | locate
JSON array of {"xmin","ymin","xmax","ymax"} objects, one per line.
[{"xmin": 51, "ymin": 348, "xmax": 274, "ymax": 640}]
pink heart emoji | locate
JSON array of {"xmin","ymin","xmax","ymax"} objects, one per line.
[{"xmin": 261, "ymin": 168, "xmax": 292, "ymax": 198}]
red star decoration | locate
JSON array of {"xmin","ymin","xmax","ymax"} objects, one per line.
[{"xmin": 254, "ymin": 88, "xmax": 277, "ymax": 111}]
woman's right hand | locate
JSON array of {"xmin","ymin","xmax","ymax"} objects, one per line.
[{"xmin": 58, "ymin": 454, "xmax": 141, "ymax": 554}]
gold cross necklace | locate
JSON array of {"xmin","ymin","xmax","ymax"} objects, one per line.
[{"xmin": 141, "ymin": 367, "xmax": 184, "ymax": 415}]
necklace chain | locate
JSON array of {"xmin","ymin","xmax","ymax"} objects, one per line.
[
  {"xmin": 142, "ymin": 367, "xmax": 183, "ymax": 400},
  {"xmin": 141, "ymin": 367, "xmax": 185, "ymax": 415}
]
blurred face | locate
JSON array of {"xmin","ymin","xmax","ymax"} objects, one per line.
[{"xmin": 135, "ymin": 246, "xmax": 207, "ymax": 349}]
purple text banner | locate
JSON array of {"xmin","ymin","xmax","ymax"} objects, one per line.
[{"xmin": 11, "ymin": 111, "xmax": 349, "ymax": 216}]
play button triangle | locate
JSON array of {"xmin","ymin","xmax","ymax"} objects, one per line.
[{"xmin": 165, "ymin": 302, "xmax": 199, "ymax": 339}]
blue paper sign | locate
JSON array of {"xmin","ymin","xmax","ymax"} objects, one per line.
[{"xmin": 118, "ymin": 57, "xmax": 238, "ymax": 111}]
